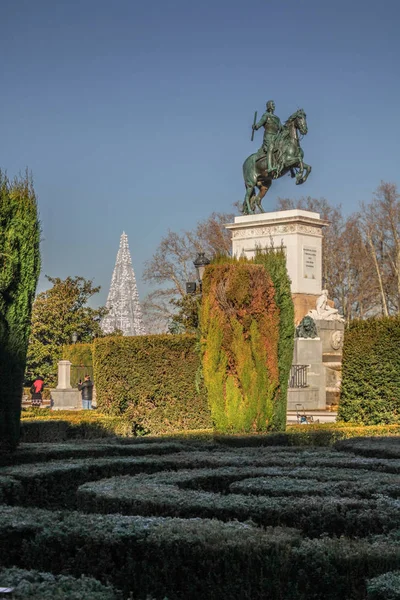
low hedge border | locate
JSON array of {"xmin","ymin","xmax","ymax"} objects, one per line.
[
  {"xmin": 0, "ymin": 505, "xmax": 399, "ymax": 600},
  {"xmin": 19, "ymin": 410, "xmax": 400, "ymax": 446},
  {"xmin": 76, "ymin": 467, "xmax": 400, "ymax": 538},
  {"xmin": 3, "ymin": 440, "xmax": 188, "ymax": 466},
  {"xmin": 2, "ymin": 446, "xmax": 400, "ymax": 509},
  {"xmin": 335, "ymin": 437, "xmax": 400, "ymax": 459},
  {"xmin": 367, "ymin": 570, "xmax": 400, "ymax": 599},
  {"xmin": 0, "ymin": 567, "xmax": 121, "ymax": 599}
]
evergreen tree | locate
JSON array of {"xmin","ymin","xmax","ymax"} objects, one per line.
[
  {"xmin": 0, "ymin": 172, "xmax": 41, "ymax": 451},
  {"xmin": 253, "ymin": 247, "xmax": 295, "ymax": 430}
]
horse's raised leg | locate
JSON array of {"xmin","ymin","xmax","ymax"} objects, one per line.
[{"xmin": 301, "ymin": 162, "xmax": 312, "ymax": 183}]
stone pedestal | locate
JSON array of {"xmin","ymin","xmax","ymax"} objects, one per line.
[
  {"xmin": 51, "ymin": 389, "xmax": 81, "ymax": 410},
  {"xmin": 288, "ymin": 337, "xmax": 326, "ymax": 410},
  {"xmin": 51, "ymin": 359, "xmax": 80, "ymax": 410},
  {"xmin": 225, "ymin": 209, "xmax": 329, "ymax": 324},
  {"xmin": 316, "ymin": 320, "xmax": 345, "ymax": 408},
  {"xmin": 57, "ymin": 360, "xmax": 72, "ymax": 389}
]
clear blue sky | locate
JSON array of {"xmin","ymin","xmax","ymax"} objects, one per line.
[{"xmin": 1, "ymin": 0, "xmax": 399, "ymax": 307}]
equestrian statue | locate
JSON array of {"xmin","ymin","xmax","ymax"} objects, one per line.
[{"xmin": 242, "ymin": 100, "xmax": 312, "ymax": 215}]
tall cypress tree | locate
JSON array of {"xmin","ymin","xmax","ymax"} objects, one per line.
[
  {"xmin": 0, "ymin": 172, "xmax": 41, "ymax": 451},
  {"xmin": 253, "ymin": 248, "xmax": 295, "ymax": 430}
]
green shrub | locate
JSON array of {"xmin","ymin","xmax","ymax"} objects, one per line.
[
  {"xmin": 76, "ymin": 467, "xmax": 400, "ymax": 538},
  {"xmin": 0, "ymin": 567, "xmax": 122, "ymax": 599},
  {"xmin": 19, "ymin": 413, "xmax": 133, "ymax": 442},
  {"xmin": 0, "ymin": 173, "xmax": 41, "ymax": 451},
  {"xmin": 1, "ymin": 440, "xmax": 400, "ymax": 599},
  {"xmin": 62, "ymin": 342, "xmax": 93, "ymax": 367},
  {"xmin": 93, "ymin": 334, "xmax": 212, "ymax": 433},
  {"xmin": 367, "ymin": 570, "xmax": 400, "ymax": 599},
  {"xmin": 200, "ymin": 261, "xmax": 280, "ymax": 432},
  {"xmin": 254, "ymin": 247, "xmax": 294, "ymax": 430},
  {"xmin": 339, "ymin": 317, "xmax": 400, "ymax": 424},
  {"xmin": 335, "ymin": 436, "xmax": 400, "ymax": 459},
  {"xmin": 0, "ymin": 505, "xmax": 398, "ymax": 600}
]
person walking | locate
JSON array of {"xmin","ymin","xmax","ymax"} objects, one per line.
[
  {"xmin": 78, "ymin": 375, "xmax": 94, "ymax": 410},
  {"xmin": 30, "ymin": 376, "xmax": 44, "ymax": 408}
]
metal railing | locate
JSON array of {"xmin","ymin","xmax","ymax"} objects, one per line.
[
  {"xmin": 289, "ymin": 364, "xmax": 309, "ymax": 388},
  {"xmin": 70, "ymin": 365, "xmax": 94, "ymax": 388}
]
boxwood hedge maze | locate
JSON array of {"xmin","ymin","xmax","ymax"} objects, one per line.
[{"xmin": 0, "ymin": 436, "xmax": 399, "ymax": 599}]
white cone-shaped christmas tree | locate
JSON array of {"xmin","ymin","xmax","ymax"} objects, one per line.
[{"xmin": 101, "ymin": 232, "xmax": 146, "ymax": 336}]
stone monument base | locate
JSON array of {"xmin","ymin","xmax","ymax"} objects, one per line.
[
  {"xmin": 289, "ymin": 337, "xmax": 326, "ymax": 410},
  {"xmin": 292, "ymin": 293, "xmax": 320, "ymax": 325},
  {"xmin": 315, "ymin": 320, "xmax": 344, "ymax": 409},
  {"xmin": 287, "ymin": 387, "xmax": 320, "ymax": 411},
  {"xmin": 51, "ymin": 388, "xmax": 81, "ymax": 410}
]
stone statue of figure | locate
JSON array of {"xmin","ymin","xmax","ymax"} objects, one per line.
[
  {"xmin": 253, "ymin": 100, "xmax": 282, "ymax": 174},
  {"xmin": 308, "ymin": 290, "xmax": 345, "ymax": 322}
]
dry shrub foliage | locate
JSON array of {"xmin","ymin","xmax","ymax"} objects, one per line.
[
  {"xmin": 339, "ymin": 316, "xmax": 400, "ymax": 425},
  {"xmin": 201, "ymin": 261, "xmax": 281, "ymax": 432},
  {"xmin": 93, "ymin": 334, "xmax": 212, "ymax": 434}
]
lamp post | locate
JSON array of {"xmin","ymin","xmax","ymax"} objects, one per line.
[
  {"xmin": 71, "ymin": 331, "xmax": 78, "ymax": 344},
  {"xmin": 186, "ymin": 252, "xmax": 210, "ymax": 294}
]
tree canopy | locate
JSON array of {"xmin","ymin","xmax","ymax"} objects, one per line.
[{"xmin": 26, "ymin": 276, "xmax": 108, "ymax": 385}]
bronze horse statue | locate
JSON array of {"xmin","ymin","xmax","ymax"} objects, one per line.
[{"xmin": 242, "ymin": 109, "xmax": 311, "ymax": 215}]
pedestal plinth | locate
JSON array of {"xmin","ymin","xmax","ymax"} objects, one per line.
[
  {"xmin": 225, "ymin": 210, "xmax": 329, "ymax": 323},
  {"xmin": 50, "ymin": 389, "xmax": 81, "ymax": 410}
]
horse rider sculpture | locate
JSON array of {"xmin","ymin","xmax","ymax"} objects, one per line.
[
  {"xmin": 242, "ymin": 100, "xmax": 312, "ymax": 215},
  {"xmin": 253, "ymin": 100, "xmax": 282, "ymax": 176}
]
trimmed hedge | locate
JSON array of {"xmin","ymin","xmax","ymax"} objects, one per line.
[
  {"xmin": 76, "ymin": 465, "xmax": 400, "ymax": 538},
  {"xmin": 200, "ymin": 261, "xmax": 280, "ymax": 432},
  {"xmin": 0, "ymin": 567, "xmax": 121, "ymax": 599},
  {"xmin": 339, "ymin": 317, "xmax": 400, "ymax": 424},
  {"xmin": 18, "ymin": 408, "xmax": 400, "ymax": 444},
  {"xmin": 93, "ymin": 334, "xmax": 212, "ymax": 433},
  {"xmin": 1, "ymin": 438, "xmax": 400, "ymax": 598},
  {"xmin": 62, "ymin": 342, "xmax": 93, "ymax": 386},
  {"xmin": 367, "ymin": 571, "xmax": 400, "ymax": 599},
  {"xmin": 62, "ymin": 342, "xmax": 93, "ymax": 367},
  {"xmin": 19, "ymin": 411, "xmax": 134, "ymax": 442},
  {"xmin": 335, "ymin": 436, "xmax": 400, "ymax": 459}
]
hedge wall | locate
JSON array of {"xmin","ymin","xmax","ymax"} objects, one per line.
[
  {"xmin": 93, "ymin": 334, "xmax": 212, "ymax": 434},
  {"xmin": 200, "ymin": 261, "xmax": 280, "ymax": 433},
  {"xmin": 62, "ymin": 342, "xmax": 93, "ymax": 386},
  {"xmin": 339, "ymin": 317, "xmax": 400, "ymax": 424},
  {"xmin": 62, "ymin": 343, "xmax": 93, "ymax": 367}
]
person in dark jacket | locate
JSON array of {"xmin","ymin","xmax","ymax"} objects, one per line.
[
  {"xmin": 78, "ymin": 375, "xmax": 94, "ymax": 410},
  {"xmin": 30, "ymin": 376, "xmax": 44, "ymax": 407}
]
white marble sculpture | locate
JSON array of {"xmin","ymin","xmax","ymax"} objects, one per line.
[{"xmin": 308, "ymin": 289, "xmax": 344, "ymax": 322}]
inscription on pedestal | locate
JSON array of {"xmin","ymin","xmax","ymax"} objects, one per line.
[{"xmin": 303, "ymin": 246, "xmax": 317, "ymax": 279}]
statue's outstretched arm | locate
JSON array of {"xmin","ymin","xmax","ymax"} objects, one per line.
[{"xmin": 254, "ymin": 112, "xmax": 267, "ymax": 130}]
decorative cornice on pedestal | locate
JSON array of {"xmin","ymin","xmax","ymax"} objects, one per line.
[{"xmin": 226, "ymin": 210, "xmax": 329, "ymax": 239}]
